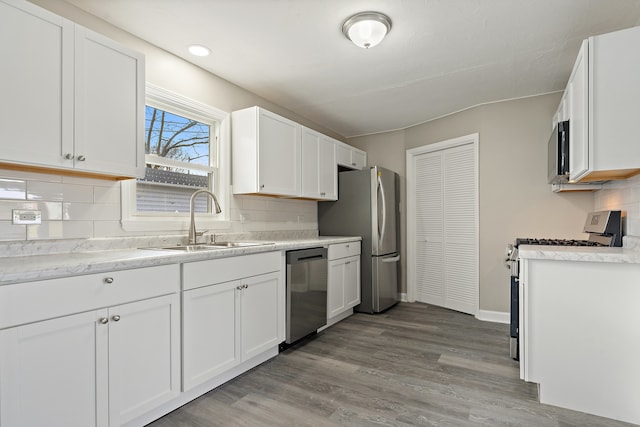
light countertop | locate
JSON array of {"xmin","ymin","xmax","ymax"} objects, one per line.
[
  {"xmin": 0, "ymin": 236, "xmax": 361, "ymax": 286},
  {"xmin": 518, "ymin": 240, "xmax": 640, "ymax": 264}
]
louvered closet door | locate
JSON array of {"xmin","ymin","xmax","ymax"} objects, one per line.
[
  {"xmin": 414, "ymin": 152, "xmax": 445, "ymax": 306},
  {"xmin": 413, "ymin": 142, "xmax": 477, "ymax": 315}
]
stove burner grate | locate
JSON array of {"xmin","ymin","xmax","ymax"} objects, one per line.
[{"xmin": 515, "ymin": 238, "xmax": 607, "ymax": 248}]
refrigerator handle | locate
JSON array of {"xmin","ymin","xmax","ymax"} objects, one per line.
[
  {"xmin": 381, "ymin": 255, "xmax": 400, "ymax": 263},
  {"xmin": 378, "ymin": 175, "xmax": 387, "ymax": 246}
]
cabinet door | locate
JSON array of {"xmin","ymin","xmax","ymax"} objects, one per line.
[
  {"xmin": 327, "ymin": 259, "xmax": 346, "ymax": 318},
  {"xmin": 318, "ymin": 136, "xmax": 338, "ymax": 200},
  {"xmin": 74, "ymin": 26, "xmax": 144, "ymax": 178},
  {"xmin": 351, "ymin": 149, "xmax": 367, "ymax": 170},
  {"xmin": 0, "ymin": 0, "xmax": 73, "ymax": 169},
  {"xmin": 258, "ymin": 109, "xmax": 301, "ymax": 196},
  {"xmin": 344, "ymin": 255, "xmax": 361, "ymax": 309},
  {"xmin": 336, "ymin": 143, "xmax": 351, "ymax": 167},
  {"xmin": 568, "ymin": 40, "xmax": 589, "ymax": 181},
  {"xmin": 240, "ymin": 272, "xmax": 280, "ymax": 361},
  {"xmin": 301, "ymin": 129, "xmax": 337, "ymax": 200},
  {"xmin": 301, "ymin": 128, "xmax": 321, "ymax": 198},
  {"xmin": 0, "ymin": 310, "xmax": 108, "ymax": 427},
  {"xmin": 182, "ymin": 281, "xmax": 241, "ymax": 390},
  {"xmin": 108, "ymin": 294, "xmax": 180, "ymax": 427}
]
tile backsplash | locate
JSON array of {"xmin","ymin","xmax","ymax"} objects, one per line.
[
  {"xmin": 0, "ymin": 168, "xmax": 318, "ymax": 242},
  {"xmin": 594, "ymin": 174, "xmax": 640, "ymax": 237}
]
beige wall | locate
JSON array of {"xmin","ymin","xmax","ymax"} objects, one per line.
[{"xmin": 349, "ymin": 93, "xmax": 596, "ymax": 313}]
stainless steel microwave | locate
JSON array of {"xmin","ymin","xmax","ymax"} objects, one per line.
[{"xmin": 547, "ymin": 120, "xmax": 570, "ymax": 184}]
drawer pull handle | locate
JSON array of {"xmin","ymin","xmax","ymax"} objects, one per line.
[
  {"xmin": 345, "ymin": 261, "xmax": 351, "ymax": 265},
  {"xmin": 64, "ymin": 153, "xmax": 74, "ymax": 160},
  {"xmin": 111, "ymin": 315, "xmax": 121, "ymax": 322},
  {"xmin": 76, "ymin": 155, "xmax": 86, "ymax": 161},
  {"xmin": 98, "ymin": 317, "xmax": 109, "ymax": 325},
  {"xmin": 104, "ymin": 277, "xmax": 114, "ymax": 284}
]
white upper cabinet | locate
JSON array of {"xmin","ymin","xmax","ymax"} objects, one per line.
[
  {"xmin": 232, "ymin": 106, "xmax": 301, "ymax": 197},
  {"xmin": 0, "ymin": 0, "xmax": 144, "ymax": 179},
  {"xmin": 74, "ymin": 27, "xmax": 145, "ymax": 178},
  {"xmin": 0, "ymin": 0, "xmax": 74, "ymax": 170},
  {"xmin": 301, "ymin": 127, "xmax": 337, "ymax": 200},
  {"xmin": 336, "ymin": 141, "xmax": 367, "ymax": 170},
  {"xmin": 563, "ymin": 26, "xmax": 640, "ymax": 182},
  {"xmin": 232, "ymin": 106, "xmax": 364, "ymax": 199}
]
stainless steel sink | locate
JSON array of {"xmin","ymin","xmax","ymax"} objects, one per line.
[
  {"xmin": 142, "ymin": 242, "xmax": 274, "ymax": 252},
  {"xmin": 143, "ymin": 244, "xmax": 225, "ymax": 252},
  {"xmin": 209, "ymin": 241, "xmax": 274, "ymax": 248}
]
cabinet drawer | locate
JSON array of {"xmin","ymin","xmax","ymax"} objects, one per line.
[
  {"xmin": 328, "ymin": 241, "xmax": 361, "ymax": 260},
  {"xmin": 0, "ymin": 264, "xmax": 179, "ymax": 330},
  {"xmin": 183, "ymin": 251, "xmax": 282, "ymax": 290}
]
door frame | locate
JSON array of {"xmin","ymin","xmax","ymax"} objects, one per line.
[{"xmin": 405, "ymin": 133, "xmax": 479, "ymax": 315}]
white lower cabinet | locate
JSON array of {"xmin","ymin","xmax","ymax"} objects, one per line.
[
  {"xmin": 0, "ymin": 264, "xmax": 180, "ymax": 427},
  {"xmin": 0, "ymin": 310, "xmax": 107, "ymax": 427},
  {"xmin": 327, "ymin": 242, "xmax": 361, "ymax": 322},
  {"xmin": 0, "ymin": 293, "xmax": 180, "ymax": 427},
  {"xmin": 108, "ymin": 294, "xmax": 180, "ymax": 426},
  {"xmin": 182, "ymin": 252, "xmax": 282, "ymax": 391}
]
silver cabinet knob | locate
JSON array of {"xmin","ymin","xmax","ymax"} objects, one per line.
[
  {"xmin": 244, "ymin": 284, "xmax": 249, "ymax": 289},
  {"xmin": 76, "ymin": 155, "xmax": 86, "ymax": 161},
  {"xmin": 98, "ymin": 317, "xmax": 109, "ymax": 324},
  {"xmin": 111, "ymin": 315, "xmax": 121, "ymax": 322},
  {"xmin": 104, "ymin": 277, "xmax": 114, "ymax": 284},
  {"xmin": 345, "ymin": 261, "xmax": 351, "ymax": 265},
  {"xmin": 260, "ymin": 184, "xmax": 265, "ymax": 189},
  {"xmin": 64, "ymin": 153, "xmax": 74, "ymax": 160},
  {"xmin": 236, "ymin": 285, "xmax": 243, "ymax": 291}
]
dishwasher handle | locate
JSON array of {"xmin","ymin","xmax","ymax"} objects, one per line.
[{"xmin": 286, "ymin": 247, "xmax": 328, "ymax": 264}]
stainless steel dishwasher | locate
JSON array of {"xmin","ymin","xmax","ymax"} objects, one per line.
[{"xmin": 285, "ymin": 247, "xmax": 328, "ymax": 345}]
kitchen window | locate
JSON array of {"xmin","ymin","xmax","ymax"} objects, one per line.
[{"xmin": 121, "ymin": 84, "xmax": 230, "ymax": 231}]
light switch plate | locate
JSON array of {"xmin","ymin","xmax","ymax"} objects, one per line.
[{"xmin": 12, "ymin": 209, "xmax": 42, "ymax": 225}]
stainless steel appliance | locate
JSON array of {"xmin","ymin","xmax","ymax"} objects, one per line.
[
  {"xmin": 318, "ymin": 166, "xmax": 400, "ymax": 313},
  {"xmin": 504, "ymin": 210, "xmax": 622, "ymax": 359},
  {"xmin": 285, "ymin": 247, "xmax": 328, "ymax": 344},
  {"xmin": 548, "ymin": 120, "xmax": 570, "ymax": 184}
]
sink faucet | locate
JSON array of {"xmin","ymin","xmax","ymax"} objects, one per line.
[{"xmin": 188, "ymin": 189, "xmax": 222, "ymax": 245}]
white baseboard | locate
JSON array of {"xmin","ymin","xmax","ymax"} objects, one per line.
[
  {"xmin": 399, "ymin": 292, "xmax": 408, "ymax": 302},
  {"xmin": 476, "ymin": 309, "xmax": 509, "ymax": 324}
]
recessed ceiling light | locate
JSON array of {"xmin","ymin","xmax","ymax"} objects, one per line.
[
  {"xmin": 342, "ymin": 12, "xmax": 392, "ymax": 49},
  {"xmin": 188, "ymin": 44, "xmax": 211, "ymax": 57}
]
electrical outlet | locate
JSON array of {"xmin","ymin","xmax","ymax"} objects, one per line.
[{"xmin": 12, "ymin": 210, "xmax": 41, "ymax": 225}]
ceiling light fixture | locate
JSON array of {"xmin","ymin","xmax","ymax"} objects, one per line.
[
  {"xmin": 188, "ymin": 44, "xmax": 211, "ymax": 57},
  {"xmin": 342, "ymin": 11, "xmax": 392, "ymax": 49}
]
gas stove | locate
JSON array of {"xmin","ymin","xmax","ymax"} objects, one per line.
[
  {"xmin": 505, "ymin": 210, "xmax": 622, "ymax": 361},
  {"xmin": 514, "ymin": 237, "xmax": 608, "ymax": 248}
]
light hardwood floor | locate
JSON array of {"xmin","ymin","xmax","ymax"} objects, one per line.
[{"xmin": 149, "ymin": 302, "xmax": 632, "ymax": 426}]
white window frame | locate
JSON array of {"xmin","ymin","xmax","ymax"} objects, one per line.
[{"xmin": 121, "ymin": 83, "xmax": 231, "ymax": 232}]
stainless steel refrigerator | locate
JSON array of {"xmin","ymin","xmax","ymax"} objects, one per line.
[{"xmin": 318, "ymin": 166, "xmax": 400, "ymax": 313}]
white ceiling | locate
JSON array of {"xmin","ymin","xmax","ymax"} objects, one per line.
[{"xmin": 65, "ymin": 0, "xmax": 640, "ymax": 138}]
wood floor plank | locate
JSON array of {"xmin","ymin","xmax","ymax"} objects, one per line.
[{"xmin": 148, "ymin": 303, "xmax": 633, "ymax": 427}]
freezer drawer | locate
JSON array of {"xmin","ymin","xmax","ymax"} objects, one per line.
[{"xmin": 368, "ymin": 253, "xmax": 400, "ymax": 313}]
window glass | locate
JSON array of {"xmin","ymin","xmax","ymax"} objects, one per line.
[{"xmin": 137, "ymin": 106, "xmax": 217, "ymax": 213}]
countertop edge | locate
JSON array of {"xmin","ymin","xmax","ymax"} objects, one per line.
[
  {"xmin": 0, "ymin": 236, "xmax": 361, "ymax": 286},
  {"xmin": 518, "ymin": 244, "xmax": 640, "ymax": 264}
]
